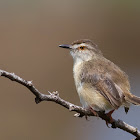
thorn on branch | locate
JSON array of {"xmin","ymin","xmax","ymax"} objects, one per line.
[
  {"xmin": 27, "ymin": 81, "xmax": 33, "ymax": 86},
  {"xmin": 9, "ymin": 73, "xmax": 16, "ymax": 81},
  {"xmin": 48, "ymin": 91, "xmax": 53, "ymax": 95},
  {"xmin": 135, "ymin": 128, "xmax": 138, "ymax": 133},
  {"xmin": 69, "ymin": 104, "xmax": 75, "ymax": 111},
  {"xmin": 52, "ymin": 91, "xmax": 59, "ymax": 96},
  {"xmin": 74, "ymin": 113, "xmax": 85, "ymax": 118},
  {"xmin": 12, "ymin": 72, "xmax": 15, "ymax": 75},
  {"xmin": 48, "ymin": 91, "xmax": 59, "ymax": 96},
  {"xmin": 74, "ymin": 113, "xmax": 81, "ymax": 117},
  {"xmin": 35, "ymin": 97, "xmax": 42, "ymax": 104},
  {"xmin": 74, "ymin": 113, "xmax": 87, "ymax": 120}
]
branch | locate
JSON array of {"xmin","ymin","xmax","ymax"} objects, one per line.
[{"xmin": 0, "ymin": 69, "xmax": 140, "ymax": 140}]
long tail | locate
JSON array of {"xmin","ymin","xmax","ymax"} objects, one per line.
[{"xmin": 125, "ymin": 94, "xmax": 140, "ymax": 105}]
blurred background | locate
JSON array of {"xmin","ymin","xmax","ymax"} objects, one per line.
[{"xmin": 0, "ymin": 0, "xmax": 140, "ymax": 140}]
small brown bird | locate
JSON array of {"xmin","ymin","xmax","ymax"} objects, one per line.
[{"xmin": 59, "ymin": 39, "xmax": 140, "ymax": 119}]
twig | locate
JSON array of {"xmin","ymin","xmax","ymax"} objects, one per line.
[{"xmin": 0, "ymin": 69, "xmax": 140, "ymax": 140}]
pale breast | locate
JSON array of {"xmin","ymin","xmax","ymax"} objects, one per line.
[{"xmin": 73, "ymin": 60, "xmax": 83, "ymax": 89}]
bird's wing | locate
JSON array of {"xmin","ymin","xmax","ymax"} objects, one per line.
[{"xmin": 81, "ymin": 73, "xmax": 124, "ymax": 109}]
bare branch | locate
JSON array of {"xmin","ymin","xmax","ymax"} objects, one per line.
[{"xmin": 0, "ymin": 69, "xmax": 140, "ymax": 140}]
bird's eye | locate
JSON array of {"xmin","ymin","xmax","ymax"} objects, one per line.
[{"xmin": 79, "ymin": 46, "xmax": 85, "ymax": 50}]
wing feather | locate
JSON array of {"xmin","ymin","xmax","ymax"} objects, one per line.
[{"xmin": 81, "ymin": 73, "xmax": 124, "ymax": 109}]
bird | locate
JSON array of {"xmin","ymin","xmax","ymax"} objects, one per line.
[{"xmin": 59, "ymin": 39, "xmax": 140, "ymax": 122}]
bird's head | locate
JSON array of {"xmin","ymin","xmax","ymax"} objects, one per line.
[{"xmin": 59, "ymin": 39, "xmax": 102, "ymax": 63}]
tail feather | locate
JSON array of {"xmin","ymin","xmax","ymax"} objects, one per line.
[{"xmin": 125, "ymin": 94, "xmax": 140, "ymax": 105}]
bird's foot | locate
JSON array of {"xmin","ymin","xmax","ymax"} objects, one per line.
[
  {"xmin": 89, "ymin": 107, "xmax": 99, "ymax": 117},
  {"xmin": 105, "ymin": 109, "xmax": 115, "ymax": 127}
]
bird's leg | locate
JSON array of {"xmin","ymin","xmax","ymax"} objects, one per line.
[
  {"xmin": 106, "ymin": 109, "xmax": 115, "ymax": 122},
  {"xmin": 84, "ymin": 107, "xmax": 98, "ymax": 120},
  {"xmin": 89, "ymin": 107, "xmax": 99, "ymax": 117},
  {"xmin": 105, "ymin": 109, "xmax": 115, "ymax": 127}
]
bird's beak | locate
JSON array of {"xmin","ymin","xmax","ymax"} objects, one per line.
[{"xmin": 59, "ymin": 44, "xmax": 71, "ymax": 49}]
